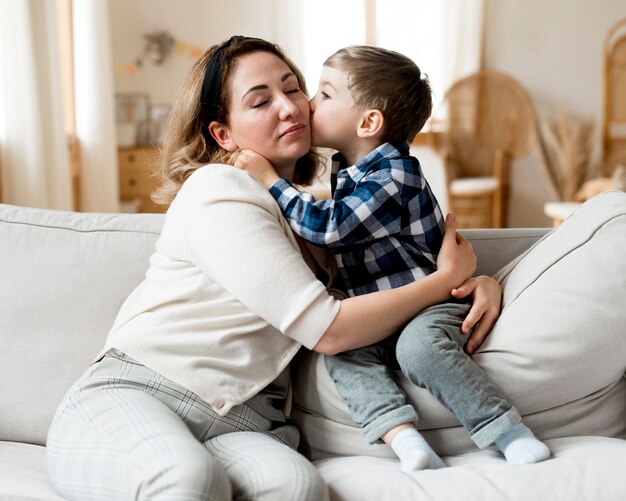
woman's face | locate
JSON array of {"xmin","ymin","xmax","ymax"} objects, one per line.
[{"xmin": 218, "ymin": 51, "xmax": 311, "ymax": 175}]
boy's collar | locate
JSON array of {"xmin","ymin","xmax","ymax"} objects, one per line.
[{"xmin": 331, "ymin": 141, "xmax": 409, "ymax": 177}]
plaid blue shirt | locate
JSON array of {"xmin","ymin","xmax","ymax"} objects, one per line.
[{"xmin": 269, "ymin": 141, "xmax": 445, "ymax": 297}]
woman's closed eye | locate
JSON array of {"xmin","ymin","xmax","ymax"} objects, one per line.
[
  {"xmin": 250, "ymin": 89, "xmax": 301, "ymax": 109},
  {"xmin": 251, "ymin": 99, "xmax": 269, "ymax": 109}
]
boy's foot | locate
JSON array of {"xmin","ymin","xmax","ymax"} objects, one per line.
[
  {"xmin": 495, "ymin": 423, "xmax": 551, "ymax": 465},
  {"xmin": 390, "ymin": 428, "xmax": 446, "ymax": 471}
]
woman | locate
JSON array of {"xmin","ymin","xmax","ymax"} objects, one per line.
[{"xmin": 47, "ymin": 36, "xmax": 502, "ymax": 500}]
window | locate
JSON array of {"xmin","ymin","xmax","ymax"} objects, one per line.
[{"xmin": 299, "ymin": 0, "xmax": 448, "ymax": 105}]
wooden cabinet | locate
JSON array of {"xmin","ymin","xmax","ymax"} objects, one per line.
[{"xmin": 118, "ymin": 147, "xmax": 166, "ymax": 213}]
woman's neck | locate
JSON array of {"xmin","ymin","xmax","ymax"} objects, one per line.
[{"xmin": 274, "ymin": 163, "xmax": 296, "ymax": 183}]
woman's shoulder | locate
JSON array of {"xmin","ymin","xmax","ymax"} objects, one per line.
[
  {"xmin": 188, "ymin": 163, "xmax": 256, "ymax": 186},
  {"xmin": 182, "ymin": 163, "xmax": 275, "ymax": 206},
  {"xmin": 165, "ymin": 164, "xmax": 285, "ymax": 238}
]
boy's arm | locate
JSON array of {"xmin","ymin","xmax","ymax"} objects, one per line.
[
  {"xmin": 270, "ymin": 168, "xmax": 427, "ymax": 247},
  {"xmin": 234, "ymin": 149, "xmax": 425, "ymax": 248},
  {"xmin": 234, "ymin": 150, "xmax": 280, "ymax": 187}
]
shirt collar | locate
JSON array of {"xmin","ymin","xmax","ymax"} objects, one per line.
[{"xmin": 332, "ymin": 141, "xmax": 409, "ymax": 182}]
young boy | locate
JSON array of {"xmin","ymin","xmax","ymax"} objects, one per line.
[{"xmin": 236, "ymin": 45, "xmax": 550, "ymax": 471}]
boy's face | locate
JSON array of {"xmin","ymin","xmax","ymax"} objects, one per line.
[{"xmin": 309, "ymin": 65, "xmax": 363, "ymax": 152}]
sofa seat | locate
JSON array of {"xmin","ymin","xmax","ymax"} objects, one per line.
[
  {"xmin": 0, "ymin": 442, "xmax": 62, "ymax": 500},
  {"xmin": 3, "ymin": 437, "xmax": 626, "ymax": 500},
  {"xmin": 316, "ymin": 437, "xmax": 626, "ymax": 500}
]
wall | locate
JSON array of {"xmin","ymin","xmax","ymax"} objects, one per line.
[
  {"xmin": 109, "ymin": 0, "xmax": 277, "ymax": 107},
  {"xmin": 483, "ymin": 0, "xmax": 626, "ymax": 226}
]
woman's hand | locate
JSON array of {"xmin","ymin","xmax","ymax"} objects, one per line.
[
  {"xmin": 436, "ymin": 213, "xmax": 477, "ymax": 290},
  {"xmin": 451, "ymin": 275, "xmax": 503, "ymax": 355},
  {"xmin": 232, "ymin": 149, "xmax": 280, "ymax": 188}
]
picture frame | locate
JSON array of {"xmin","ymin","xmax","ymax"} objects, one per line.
[
  {"xmin": 115, "ymin": 93, "xmax": 150, "ymax": 124},
  {"xmin": 148, "ymin": 104, "xmax": 172, "ymax": 146}
]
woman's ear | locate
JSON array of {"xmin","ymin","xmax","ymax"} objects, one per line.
[
  {"xmin": 208, "ymin": 121, "xmax": 238, "ymax": 152},
  {"xmin": 357, "ymin": 109, "xmax": 384, "ymax": 139}
]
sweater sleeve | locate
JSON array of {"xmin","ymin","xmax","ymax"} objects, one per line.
[{"xmin": 184, "ymin": 168, "xmax": 341, "ymax": 349}]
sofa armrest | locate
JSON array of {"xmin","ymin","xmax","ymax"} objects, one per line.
[{"xmin": 461, "ymin": 228, "xmax": 550, "ymax": 277}]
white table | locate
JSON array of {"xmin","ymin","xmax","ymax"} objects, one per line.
[{"xmin": 543, "ymin": 201, "xmax": 582, "ymax": 226}]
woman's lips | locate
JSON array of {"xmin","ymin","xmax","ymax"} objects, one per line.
[{"xmin": 280, "ymin": 124, "xmax": 305, "ymax": 138}]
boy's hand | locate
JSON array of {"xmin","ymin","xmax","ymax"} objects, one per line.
[
  {"xmin": 436, "ymin": 213, "xmax": 477, "ymax": 290},
  {"xmin": 233, "ymin": 149, "xmax": 280, "ymax": 188},
  {"xmin": 451, "ymin": 276, "xmax": 502, "ymax": 354}
]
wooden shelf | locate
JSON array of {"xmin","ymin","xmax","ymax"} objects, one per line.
[{"xmin": 118, "ymin": 146, "xmax": 166, "ymax": 213}]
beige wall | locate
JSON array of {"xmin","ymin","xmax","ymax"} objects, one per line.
[
  {"xmin": 110, "ymin": 0, "xmax": 277, "ymax": 106},
  {"xmin": 483, "ymin": 0, "xmax": 626, "ymax": 226},
  {"xmin": 109, "ymin": 0, "xmax": 274, "ymax": 104}
]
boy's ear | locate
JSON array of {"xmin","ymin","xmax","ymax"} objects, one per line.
[
  {"xmin": 208, "ymin": 121, "xmax": 238, "ymax": 152},
  {"xmin": 357, "ymin": 109, "xmax": 384, "ymax": 139}
]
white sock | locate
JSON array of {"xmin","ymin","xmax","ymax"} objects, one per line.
[
  {"xmin": 495, "ymin": 423, "xmax": 551, "ymax": 465},
  {"xmin": 390, "ymin": 428, "xmax": 446, "ymax": 472}
]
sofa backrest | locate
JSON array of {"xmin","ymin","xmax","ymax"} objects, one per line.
[
  {"xmin": 0, "ymin": 204, "xmax": 164, "ymax": 445},
  {"xmin": 0, "ymin": 203, "xmax": 548, "ymax": 446}
]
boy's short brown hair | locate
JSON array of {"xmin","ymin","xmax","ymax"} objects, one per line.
[{"xmin": 325, "ymin": 45, "xmax": 432, "ymax": 144}]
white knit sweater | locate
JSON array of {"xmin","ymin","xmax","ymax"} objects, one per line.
[{"xmin": 102, "ymin": 164, "xmax": 340, "ymax": 415}]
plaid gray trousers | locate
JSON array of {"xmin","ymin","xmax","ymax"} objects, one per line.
[{"xmin": 46, "ymin": 349, "xmax": 328, "ymax": 500}]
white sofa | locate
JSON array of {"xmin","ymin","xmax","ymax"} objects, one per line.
[{"xmin": 1, "ymin": 191, "xmax": 625, "ymax": 501}]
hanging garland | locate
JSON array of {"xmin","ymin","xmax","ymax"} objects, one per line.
[{"xmin": 115, "ymin": 31, "xmax": 205, "ymax": 76}]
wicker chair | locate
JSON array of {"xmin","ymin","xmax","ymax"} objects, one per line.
[
  {"xmin": 439, "ymin": 70, "xmax": 539, "ymax": 228},
  {"xmin": 602, "ymin": 17, "xmax": 626, "ymax": 175}
]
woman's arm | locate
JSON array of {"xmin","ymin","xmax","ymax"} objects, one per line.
[{"xmin": 314, "ymin": 213, "xmax": 477, "ymax": 355}]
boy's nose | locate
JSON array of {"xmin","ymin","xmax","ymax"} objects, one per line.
[{"xmin": 309, "ymin": 96, "xmax": 316, "ymax": 112}]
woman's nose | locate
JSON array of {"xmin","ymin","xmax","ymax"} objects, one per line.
[{"xmin": 278, "ymin": 94, "xmax": 299, "ymax": 119}]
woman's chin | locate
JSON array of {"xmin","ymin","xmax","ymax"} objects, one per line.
[{"xmin": 286, "ymin": 143, "xmax": 312, "ymax": 162}]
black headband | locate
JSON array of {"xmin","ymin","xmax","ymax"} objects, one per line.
[{"xmin": 200, "ymin": 35, "xmax": 246, "ymax": 126}]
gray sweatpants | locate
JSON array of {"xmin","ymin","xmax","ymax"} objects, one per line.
[{"xmin": 325, "ymin": 299, "xmax": 521, "ymax": 447}]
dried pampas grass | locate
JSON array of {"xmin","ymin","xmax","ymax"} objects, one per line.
[{"xmin": 541, "ymin": 112, "xmax": 595, "ymax": 201}]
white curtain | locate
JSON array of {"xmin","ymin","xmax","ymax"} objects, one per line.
[
  {"xmin": 0, "ymin": 0, "xmax": 118, "ymax": 211},
  {"xmin": 441, "ymin": 0, "xmax": 486, "ymax": 94},
  {"xmin": 271, "ymin": 0, "xmax": 306, "ymax": 73},
  {"xmin": 73, "ymin": 0, "xmax": 119, "ymax": 212},
  {"xmin": 0, "ymin": 0, "xmax": 71, "ymax": 209}
]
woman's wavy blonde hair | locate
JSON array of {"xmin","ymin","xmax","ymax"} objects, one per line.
[{"xmin": 152, "ymin": 37, "xmax": 322, "ymax": 206}]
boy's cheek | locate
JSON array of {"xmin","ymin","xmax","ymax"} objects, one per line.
[
  {"xmin": 311, "ymin": 131, "xmax": 325, "ymax": 148},
  {"xmin": 309, "ymin": 121, "xmax": 321, "ymax": 146}
]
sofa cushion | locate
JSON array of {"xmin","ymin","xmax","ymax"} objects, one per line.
[
  {"xmin": 292, "ymin": 190, "xmax": 626, "ymax": 459},
  {"xmin": 0, "ymin": 204, "xmax": 164, "ymax": 445},
  {"xmin": 0, "ymin": 442, "xmax": 62, "ymax": 500},
  {"xmin": 314, "ymin": 437, "xmax": 626, "ymax": 501},
  {"xmin": 4, "ymin": 437, "xmax": 626, "ymax": 501}
]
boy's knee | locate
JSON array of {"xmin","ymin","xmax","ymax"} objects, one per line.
[{"xmin": 396, "ymin": 326, "xmax": 439, "ymax": 375}]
